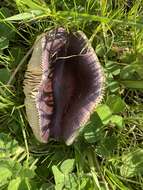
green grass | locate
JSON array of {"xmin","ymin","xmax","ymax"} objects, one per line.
[{"xmin": 0, "ymin": 0, "xmax": 143, "ymax": 189}]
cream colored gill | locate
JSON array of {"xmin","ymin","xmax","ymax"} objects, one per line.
[{"xmin": 23, "ymin": 34, "xmax": 47, "ymax": 143}]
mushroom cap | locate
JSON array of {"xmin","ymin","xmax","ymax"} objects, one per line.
[{"xmin": 23, "ymin": 27, "xmax": 105, "ymax": 145}]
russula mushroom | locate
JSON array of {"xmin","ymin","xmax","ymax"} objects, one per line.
[{"xmin": 23, "ymin": 27, "xmax": 104, "ymax": 145}]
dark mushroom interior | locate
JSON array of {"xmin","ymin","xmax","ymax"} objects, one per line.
[{"xmin": 38, "ymin": 29, "xmax": 104, "ymax": 145}]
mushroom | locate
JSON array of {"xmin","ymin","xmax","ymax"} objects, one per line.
[{"xmin": 23, "ymin": 27, "xmax": 104, "ymax": 145}]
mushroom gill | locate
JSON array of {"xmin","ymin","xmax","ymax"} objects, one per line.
[{"xmin": 23, "ymin": 27, "xmax": 104, "ymax": 145}]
